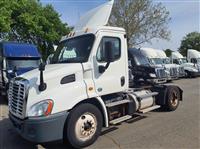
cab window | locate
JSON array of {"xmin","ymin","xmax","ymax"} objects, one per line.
[
  {"xmin": 173, "ymin": 59, "xmax": 179, "ymax": 64},
  {"xmin": 97, "ymin": 37, "xmax": 121, "ymax": 62}
]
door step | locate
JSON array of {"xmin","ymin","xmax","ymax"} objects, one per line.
[
  {"xmin": 110, "ymin": 115, "xmax": 132, "ymax": 125},
  {"xmin": 138, "ymin": 105, "xmax": 161, "ymax": 114},
  {"xmin": 106, "ymin": 99, "xmax": 131, "ymax": 108}
]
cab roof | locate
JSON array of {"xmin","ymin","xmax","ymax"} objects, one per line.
[
  {"xmin": 1, "ymin": 42, "xmax": 41, "ymax": 58},
  {"xmin": 171, "ymin": 52, "xmax": 184, "ymax": 59},
  {"xmin": 60, "ymin": 26, "xmax": 126, "ymax": 42},
  {"xmin": 140, "ymin": 48, "xmax": 159, "ymax": 58}
]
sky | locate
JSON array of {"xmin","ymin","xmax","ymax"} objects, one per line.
[{"xmin": 41, "ymin": 0, "xmax": 200, "ymax": 51}]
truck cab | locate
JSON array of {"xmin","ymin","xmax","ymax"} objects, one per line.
[
  {"xmin": 156, "ymin": 50, "xmax": 185, "ymax": 78},
  {"xmin": 128, "ymin": 48, "xmax": 167, "ymax": 85},
  {"xmin": 171, "ymin": 51, "xmax": 200, "ymax": 77},
  {"xmin": 140, "ymin": 48, "xmax": 175, "ymax": 81},
  {"xmin": 8, "ymin": 1, "xmax": 183, "ymax": 148},
  {"xmin": 0, "ymin": 42, "xmax": 41, "ymax": 96},
  {"xmin": 187, "ymin": 49, "xmax": 200, "ymax": 65}
]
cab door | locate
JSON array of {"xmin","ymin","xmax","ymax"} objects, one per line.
[{"xmin": 92, "ymin": 32, "xmax": 128, "ymax": 96}]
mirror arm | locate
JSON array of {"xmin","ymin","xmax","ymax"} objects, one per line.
[
  {"xmin": 98, "ymin": 62, "xmax": 110, "ymax": 73},
  {"xmin": 105, "ymin": 62, "xmax": 110, "ymax": 69}
]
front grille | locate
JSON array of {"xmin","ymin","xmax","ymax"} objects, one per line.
[
  {"xmin": 170, "ymin": 67, "xmax": 178, "ymax": 77},
  {"xmin": 156, "ymin": 68, "xmax": 167, "ymax": 78},
  {"xmin": 178, "ymin": 67, "xmax": 185, "ymax": 76},
  {"xmin": 8, "ymin": 78, "xmax": 29, "ymax": 119},
  {"xmin": 198, "ymin": 65, "xmax": 200, "ymax": 72}
]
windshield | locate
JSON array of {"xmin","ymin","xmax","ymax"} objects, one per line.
[
  {"xmin": 163, "ymin": 58, "xmax": 171, "ymax": 64},
  {"xmin": 6, "ymin": 59, "xmax": 40, "ymax": 70},
  {"xmin": 179, "ymin": 58, "xmax": 187, "ymax": 64},
  {"xmin": 149, "ymin": 58, "xmax": 163, "ymax": 65},
  {"xmin": 128, "ymin": 50, "xmax": 150, "ymax": 66},
  {"xmin": 134, "ymin": 54, "xmax": 150, "ymax": 66},
  {"xmin": 52, "ymin": 34, "xmax": 95, "ymax": 64}
]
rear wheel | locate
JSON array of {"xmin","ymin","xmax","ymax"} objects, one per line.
[
  {"xmin": 165, "ymin": 86, "xmax": 180, "ymax": 111},
  {"xmin": 64, "ymin": 103, "xmax": 103, "ymax": 149}
]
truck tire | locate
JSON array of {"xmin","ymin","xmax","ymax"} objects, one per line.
[
  {"xmin": 63, "ymin": 103, "xmax": 103, "ymax": 148},
  {"xmin": 165, "ymin": 86, "xmax": 180, "ymax": 111}
]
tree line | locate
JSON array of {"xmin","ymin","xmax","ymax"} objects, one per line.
[
  {"xmin": 0, "ymin": 0, "xmax": 199, "ymax": 59},
  {"xmin": 0, "ymin": 0, "xmax": 71, "ymax": 59}
]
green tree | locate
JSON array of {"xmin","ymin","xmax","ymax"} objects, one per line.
[
  {"xmin": 109, "ymin": 0, "xmax": 171, "ymax": 48},
  {"xmin": 165, "ymin": 49, "xmax": 172, "ymax": 57},
  {"xmin": 179, "ymin": 32, "xmax": 200, "ymax": 56},
  {"xmin": 0, "ymin": 0, "xmax": 71, "ymax": 59}
]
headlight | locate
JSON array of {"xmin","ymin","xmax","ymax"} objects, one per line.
[
  {"xmin": 7, "ymin": 70, "xmax": 13, "ymax": 73},
  {"xmin": 149, "ymin": 73, "xmax": 156, "ymax": 78},
  {"xmin": 28, "ymin": 99, "xmax": 53, "ymax": 117}
]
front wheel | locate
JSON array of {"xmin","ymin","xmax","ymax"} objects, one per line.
[
  {"xmin": 64, "ymin": 103, "xmax": 103, "ymax": 149},
  {"xmin": 164, "ymin": 86, "xmax": 180, "ymax": 111}
]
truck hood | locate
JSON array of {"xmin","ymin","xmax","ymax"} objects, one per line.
[
  {"xmin": 181, "ymin": 63, "xmax": 199, "ymax": 72},
  {"xmin": 20, "ymin": 64, "xmax": 83, "ymax": 86},
  {"xmin": 164, "ymin": 64, "xmax": 178, "ymax": 68},
  {"xmin": 7, "ymin": 67, "xmax": 37, "ymax": 79},
  {"xmin": 16, "ymin": 67, "xmax": 37, "ymax": 76},
  {"xmin": 181, "ymin": 62, "xmax": 195, "ymax": 68}
]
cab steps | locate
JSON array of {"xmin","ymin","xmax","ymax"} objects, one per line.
[
  {"xmin": 110, "ymin": 115, "xmax": 132, "ymax": 125},
  {"xmin": 138, "ymin": 105, "xmax": 161, "ymax": 114}
]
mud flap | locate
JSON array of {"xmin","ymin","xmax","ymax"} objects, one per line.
[{"xmin": 151, "ymin": 85, "xmax": 183, "ymax": 106}]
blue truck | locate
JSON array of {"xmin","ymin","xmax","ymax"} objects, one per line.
[{"xmin": 0, "ymin": 42, "xmax": 41, "ymax": 96}]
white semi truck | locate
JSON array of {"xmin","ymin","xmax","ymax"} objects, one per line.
[
  {"xmin": 140, "ymin": 48, "xmax": 178, "ymax": 81},
  {"xmin": 156, "ymin": 50, "xmax": 185, "ymax": 78},
  {"xmin": 187, "ymin": 49, "xmax": 200, "ymax": 65},
  {"xmin": 8, "ymin": 1, "xmax": 183, "ymax": 148},
  {"xmin": 171, "ymin": 51, "xmax": 200, "ymax": 77}
]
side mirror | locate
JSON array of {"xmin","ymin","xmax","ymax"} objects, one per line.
[
  {"xmin": 38, "ymin": 62, "xmax": 47, "ymax": 92},
  {"xmin": 39, "ymin": 62, "xmax": 46, "ymax": 71},
  {"xmin": 99, "ymin": 41, "xmax": 114, "ymax": 73}
]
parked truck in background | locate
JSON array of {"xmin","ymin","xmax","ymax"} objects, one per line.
[
  {"xmin": 156, "ymin": 50, "xmax": 185, "ymax": 78},
  {"xmin": 128, "ymin": 48, "xmax": 167, "ymax": 85},
  {"xmin": 0, "ymin": 42, "xmax": 41, "ymax": 96},
  {"xmin": 171, "ymin": 51, "xmax": 200, "ymax": 77},
  {"xmin": 187, "ymin": 49, "xmax": 200, "ymax": 65},
  {"xmin": 8, "ymin": 1, "xmax": 183, "ymax": 148},
  {"xmin": 140, "ymin": 48, "xmax": 178, "ymax": 81}
]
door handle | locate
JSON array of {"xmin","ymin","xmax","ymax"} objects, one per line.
[{"xmin": 121, "ymin": 76, "xmax": 125, "ymax": 87}]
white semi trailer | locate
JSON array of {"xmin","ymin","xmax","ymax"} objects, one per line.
[
  {"xmin": 8, "ymin": 1, "xmax": 183, "ymax": 148},
  {"xmin": 171, "ymin": 51, "xmax": 200, "ymax": 77}
]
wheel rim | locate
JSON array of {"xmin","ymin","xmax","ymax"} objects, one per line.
[
  {"xmin": 170, "ymin": 91, "xmax": 178, "ymax": 107},
  {"xmin": 75, "ymin": 112, "xmax": 97, "ymax": 142}
]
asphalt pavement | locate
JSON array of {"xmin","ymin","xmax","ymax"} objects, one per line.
[{"xmin": 0, "ymin": 78, "xmax": 200, "ymax": 149}]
